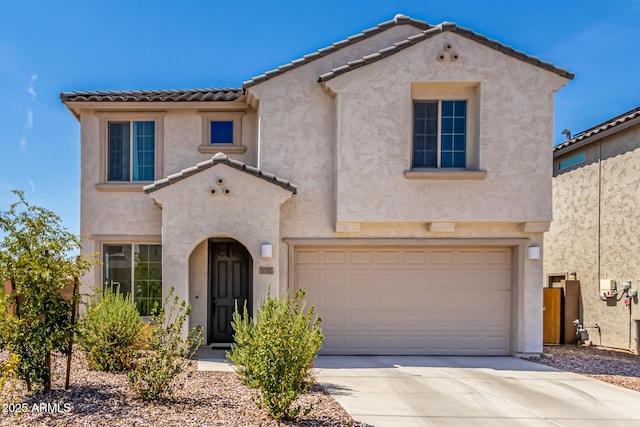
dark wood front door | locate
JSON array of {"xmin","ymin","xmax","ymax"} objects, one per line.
[{"xmin": 209, "ymin": 240, "xmax": 251, "ymax": 343}]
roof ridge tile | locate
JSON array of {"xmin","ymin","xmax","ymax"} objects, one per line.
[
  {"xmin": 317, "ymin": 22, "xmax": 573, "ymax": 83},
  {"xmin": 144, "ymin": 155, "xmax": 297, "ymax": 194},
  {"xmin": 554, "ymin": 106, "xmax": 640, "ymax": 152},
  {"xmin": 243, "ymin": 14, "xmax": 430, "ymax": 88}
]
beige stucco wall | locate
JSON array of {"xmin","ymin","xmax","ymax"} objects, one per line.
[
  {"xmin": 544, "ymin": 124, "xmax": 640, "ymax": 350},
  {"xmin": 246, "ymin": 29, "xmax": 566, "ymax": 355},
  {"xmin": 74, "ymin": 21, "xmax": 569, "ymax": 355},
  {"xmin": 148, "ymin": 163, "xmax": 294, "ymax": 336}
]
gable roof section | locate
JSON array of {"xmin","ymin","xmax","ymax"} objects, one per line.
[
  {"xmin": 554, "ymin": 105, "xmax": 640, "ymax": 155},
  {"xmin": 143, "ymin": 153, "xmax": 297, "ymax": 194},
  {"xmin": 242, "ymin": 14, "xmax": 430, "ymax": 88},
  {"xmin": 60, "ymin": 88, "xmax": 242, "ymax": 103},
  {"xmin": 318, "ymin": 22, "xmax": 574, "ymax": 82}
]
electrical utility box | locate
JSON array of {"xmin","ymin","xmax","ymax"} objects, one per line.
[{"xmin": 600, "ymin": 279, "xmax": 617, "ymax": 296}]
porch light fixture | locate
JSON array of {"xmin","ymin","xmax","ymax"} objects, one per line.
[
  {"xmin": 527, "ymin": 245, "xmax": 541, "ymax": 260},
  {"xmin": 261, "ymin": 243, "xmax": 273, "ymax": 259}
]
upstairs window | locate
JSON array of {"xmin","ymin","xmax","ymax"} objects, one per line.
[
  {"xmin": 108, "ymin": 121, "xmax": 155, "ymax": 181},
  {"xmin": 210, "ymin": 121, "xmax": 234, "ymax": 144},
  {"xmin": 413, "ymin": 100, "xmax": 467, "ymax": 168}
]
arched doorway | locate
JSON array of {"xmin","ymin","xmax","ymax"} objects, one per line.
[{"xmin": 208, "ymin": 238, "xmax": 253, "ymax": 344}]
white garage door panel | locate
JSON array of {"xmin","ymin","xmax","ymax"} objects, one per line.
[{"xmin": 295, "ymin": 246, "xmax": 512, "ymax": 355}]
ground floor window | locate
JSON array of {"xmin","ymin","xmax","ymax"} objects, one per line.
[{"xmin": 103, "ymin": 244, "xmax": 162, "ymax": 316}]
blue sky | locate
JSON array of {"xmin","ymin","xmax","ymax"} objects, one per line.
[{"xmin": 1, "ymin": 0, "xmax": 639, "ymax": 234}]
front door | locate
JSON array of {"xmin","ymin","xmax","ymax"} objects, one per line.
[{"xmin": 208, "ymin": 240, "xmax": 252, "ymax": 344}]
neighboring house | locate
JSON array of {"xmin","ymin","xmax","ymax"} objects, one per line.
[
  {"xmin": 545, "ymin": 106, "xmax": 640, "ymax": 351},
  {"xmin": 61, "ymin": 14, "xmax": 572, "ymax": 356}
]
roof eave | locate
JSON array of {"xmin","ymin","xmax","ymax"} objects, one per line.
[
  {"xmin": 554, "ymin": 114, "xmax": 640, "ymax": 157},
  {"xmin": 318, "ymin": 23, "xmax": 574, "ymax": 83},
  {"xmin": 243, "ymin": 14, "xmax": 431, "ymax": 89},
  {"xmin": 144, "ymin": 153, "xmax": 298, "ymax": 195}
]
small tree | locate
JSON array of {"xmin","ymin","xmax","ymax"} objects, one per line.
[
  {"xmin": 227, "ymin": 289, "xmax": 323, "ymax": 420},
  {"xmin": 0, "ymin": 190, "xmax": 93, "ymax": 392}
]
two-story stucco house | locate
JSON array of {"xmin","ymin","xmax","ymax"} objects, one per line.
[
  {"xmin": 61, "ymin": 15, "xmax": 572, "ymax": 356},
  {"xmin": 545, "ymin": 106, "xmax": 640, "ymax": 351}
]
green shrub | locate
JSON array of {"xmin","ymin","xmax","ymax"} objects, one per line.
[
  {"xmin": 77, "ymin": 287, "xmax": 142, "ymax": 372},
  {"xmin": 128, "ymin": 287, "xmax": 203, "ymax": 401},
  {"xmin": 227, "ymin": 289, "xmax": 323, "ymax": 420},
  {"xmin": 0, "ymin": 191, "xmax": 93, "ymax": 391}
]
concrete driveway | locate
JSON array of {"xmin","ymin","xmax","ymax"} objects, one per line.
[{"xmin": 314, "ymin": 356, "xmax": 640, "ymax": 427}]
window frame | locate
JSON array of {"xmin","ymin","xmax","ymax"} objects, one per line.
[
  {"xmin": 101, "ymin": 241, "xmax": 163, "ymax": 317},
  {"xmin": 107, "ymin": 120, "xmax": 156, "ymax": 182},
  {"xmin": 412, "ymin": 99, "xmax": 468, "ymax": 169},
  {"xmin": 406, "ymin": 82, "xmax": 484, "ymax": 180},
  {"xmin": 198, "ymin": 111, "xmax": 246, "ymax": 154},
  {"xmin": 97, "ymin": 112, "xmax": 165, "ymax": 190}
]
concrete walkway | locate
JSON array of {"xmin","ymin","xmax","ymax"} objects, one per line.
[{"xmin": 196, "ymin": 351, "xmax": 640, "ymax": 426}]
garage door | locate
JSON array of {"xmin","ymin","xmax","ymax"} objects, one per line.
[{"xmin": 294, "ymin": 246, "xmax": 512, "ymax": 355}]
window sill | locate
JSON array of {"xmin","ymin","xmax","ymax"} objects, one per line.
[
  {"xmin": 404, "ymin": 169, "xmax": 488, "ymax": 180},
  {"xmin": 198, "ymin": 144, "xmax": 247, "ymax": 154},
  {"xmin": 95, "ymin": 182, "xmax": 150, "ymax": 192}
]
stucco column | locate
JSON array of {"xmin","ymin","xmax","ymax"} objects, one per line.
[
  {"xmin": 516, "ymin": 234, "xmax": 544, "ymax": 356},
  {"xmin": 161, "ymin": 213, "xmax": 191, "ymax": 338}
]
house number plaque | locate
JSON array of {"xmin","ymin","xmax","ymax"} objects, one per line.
[{"xmin": 259, "ymin": 266, "xmax": 274, "ymax": 275}]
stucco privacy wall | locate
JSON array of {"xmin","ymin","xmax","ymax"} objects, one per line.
[
  {"xmin": 147, "ymin": 163, "xmax": 294, "ymax": 333},
  {"xmin": 545, "ymin": 125, "xmax": 640, "ymax": 350}
]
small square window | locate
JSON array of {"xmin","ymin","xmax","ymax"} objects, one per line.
[{"xmin": 210, "ymin": 121, "xmax": 234, "ymax": 144}]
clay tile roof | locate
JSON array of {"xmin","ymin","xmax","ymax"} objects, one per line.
[
  {"xmin": 554, "ymin": 105, "xmax": 640, "ymax": 153},
  {"xmin": 242, "ymin": 14, "xmax": 430, "ymax": 88},
  {"xmin": 143, "ymin": 153, "xmax": 297, "ymax": 194},
  {"xmin": 60, "ymin": 88, "xmax": 243, "ymax": 103},
  {"xmin": 318, "ymin": 22, "xmax": 574, "ymax": 83}
]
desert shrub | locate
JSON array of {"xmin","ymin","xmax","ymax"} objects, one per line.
[
  {"xmin": 135, "ymin": 322, "xmax": 154, "ymax": 350},
  {"xmin": 227, "ymin": 289, "xmax": 323, "ymax": 420},
  {"xmin": 0, "ymin": 353, "xmax": 19, "ymax": 405},
  {"xmin": 77, "ymin": 287, "xmax": 142, "ymax": 372},
  {"xmin": 128, "ymin": 287, "xmax": 203, "ymax": 401},
  {"xmin": 226, "ymin": 301, "xmax": 258, "ymax": 388}
]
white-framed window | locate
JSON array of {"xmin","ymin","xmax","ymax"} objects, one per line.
[
  {"xmin": 198, "ymin": 111, "xmax": 245, "ymax": 154},
  {"xmin": 413, "ymin": 100, "xmax": 467, "ymax": 168},
  {"xmin": 103, "ymin": 244, "xmax": 162, "ymax": 316},
  {"xmin": 108, "ymin": 121, "xmax": 155, "ymax": 181}
]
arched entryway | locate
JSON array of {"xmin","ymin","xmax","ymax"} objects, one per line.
[{"xmin": 208, "ymin": 238, "xmax": 253, "ymax": 345}]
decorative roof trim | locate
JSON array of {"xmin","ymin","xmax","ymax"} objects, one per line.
[
  {"xmin": 143, "ymin": 153, "xmax": 297, "ymax": 194},
  {"xmin": 242, "ymin": 14, "xmax": 430, "ymax": 88},
  {"xmin": 554, "ymin": 105, "xmax": 640, "ymax": 154},
  {"xmin": 60, "ymin": 88, "xmax": 243, "ymax": 103},
  {"xmin": 318, "ymin": 22, "xmax": 574, "ymax": 83}
]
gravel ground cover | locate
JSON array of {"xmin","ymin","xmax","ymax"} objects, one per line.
[
  {"xmin": 4, "ymin": 345, "xmax": 639, "ymax": 426},
  {"xmin": 0, "ymin": 351, "xmax": 366, "ymax": 427},
  {"xmin": 528, "ymin": 344, "xmax": 640, "ymax": 392}
]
